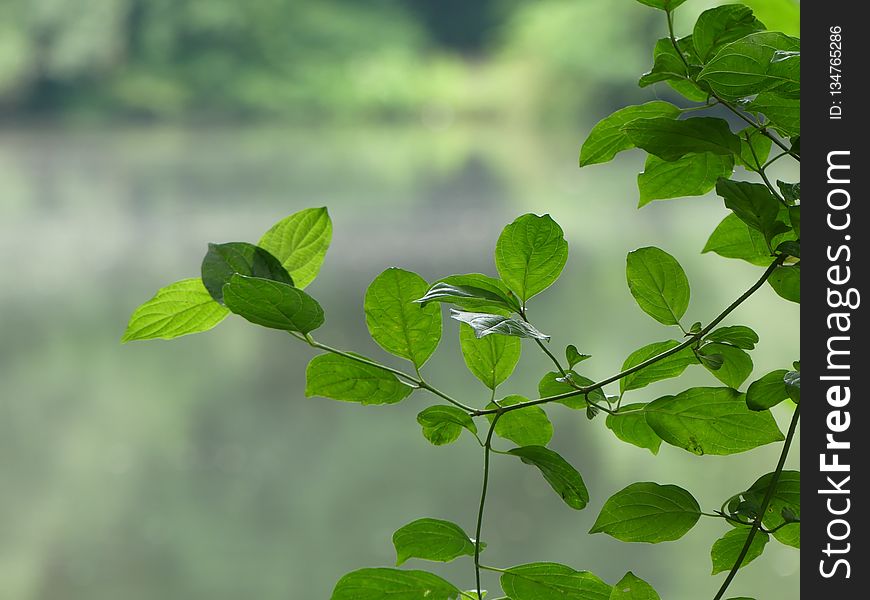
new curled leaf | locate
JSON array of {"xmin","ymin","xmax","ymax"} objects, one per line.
[
  {"xmin": 416, "ymin": 273, "xmax": 521, "ymax": 313},
  {"xmin": 450, "ymin": 310, "xmax": 550, "ymax": 340}
]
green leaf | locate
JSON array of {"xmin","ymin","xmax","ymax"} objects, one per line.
[
  {"xmin": 768, "ymin": 265, "xmax": 800, "ymax": 303},
  {"xmin": 460, "ymin": 323, "xmax": 521, "ymax": 390},
  {"xmin": 788, "ymin": 206, "xmax": 800, "ymax": 237},
  {"xmin": 736, "ymin": 129, "xmax": 772, "ymax": 172},
  {"xmin": 538, "ymin": 371, "xmax": 606, "ymax": 410},
  {"xmin": 416, "ymin": 273, "xmax": 521, "ymax": 313},
  {"xmin": 305, "ymin": 353, "xmax": 413, "ymax": 405},
  {"xmin": 122, "ymin": 278, "xmax": 229, "ymax": 342},
  {"xmin": 621, "ymin": 117, "xmax": 741, "ymax": 162},
  {"xmin": 705, "ymin": 326, "xmax": 759, "ymax": 350},
  {"xmin": 566, "ymin": 345, "xmax": 592, "ymax": 368},
  {"xmin": 606, "ymin": 404, "xmax": 662, "ymax": 455},
  {"xmin": 711, "ymin": 528, "xmax": 769, "ymax": 574},
  {"xmin": 610, "ymin": 572, "xmax": 661, "ymax": 600},
  {"xmin": 508, "ymin": 446, "xmax": 589, "ymax": 510},
  {"xmin": 700, "ymin": 343, "xmax": 753, "ymax": 388},
  {"xmin": 716, "ymin": 179, "xmax": 787, "ymax": 244},
  {"xmin": 450, "ymin": 310, "xmax": 549, "ymax": 341},
  {"xmin": 644, "ymin": 387, "xmax": 784, "ymax": 455},
  {"xmin": 257, "ymin": 207, "xmax": 332, "ymax": 289},
  {"xmin": 784, "ymin": 370, "xmax": 800, "ymax": 403},
  {"xmin": 744, "ymin": 470, "xmax": 800, "ymax": 548},
  {"xmin": 637, "ymin": 153, "xmax": 734, "ymax": 206},
  {"xmin": 666, "ymin": 78, "xmax": 710, "ymax": 102},
  {"xmin": 501, "ymin": 563, "xmax": 611, "ymax": 600},
  {"xmin": 746, "ymin": 369, "xmax": 789, "ymax": 410},
  {"xmin": 620, "ymin": 340, "xmax": 697, "ymax": 393},
  {"xmin": 201, "ymin": 241, "xmax": 294, "ymax": 304},
  {"xmin": 495, "ymin": 213, "xmax": 569, "ymax": 304},
  {"xmin": 693, "ymin": 5, "xmax": 767, "ymax": 62},
  {"xmin": 364, "ymin": 268, "xmax": 442, "ymax": 368},
  {"xmin": 579, "ymin": 102, "xmax": 681, "ymax": 167},
  {"xmin": 222, "ymin": 274, "xmax": 324, "ymax": 333},
  {"xmin": 746, "ymin": 93, "xmax": 800, "ymax": 137},
  {"xmin": 702, "ymin": 213, "xmax": 776, "ymax": 266},
  {"xmin": 590, "ymin": 482, "xmax": 701, "ymax": 543},
  {"xmin": 626, "ymin": 247, "xmax": 690, "ymax": 326},
  {"xmin": 634, "ymin": 0, "xmax": 688, "ymax": 10},
  {"xmin": 698, "ymin": 32, "xmax": 800, "ymax": 100},
  {"xmin": 487, "ymin": 396, "xmax": 553, "ymax": 447},
  {"xmin": 392, "ymin": 518, "xmax": 477, "ymax": 566},
  {"xmin": 638, "ymin": 37, "xmax": 701, "ymax": 89},
  {"xmin": 417, "ymin": 406, "xmax": 478, "ymax": 446},
  {"xmin": 330, "ymin": 568, "xmax": 460, "ymax": 600}
]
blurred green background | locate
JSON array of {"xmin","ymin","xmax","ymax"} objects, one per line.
[{"xmin": 0, "ymin": 0, "xmax": 799, "ymax": 598}]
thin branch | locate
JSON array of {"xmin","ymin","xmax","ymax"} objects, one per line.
[
  {"xmin": 474, "ymin": 414, "xmax": 502, "ymax": 600},
  {"xmin": 712, "ymin": 404, "xmax": 800, "ymax": 600},
  {"xmin": 472, "ymin": 256, "xmax": 786, "ymax": 417}
]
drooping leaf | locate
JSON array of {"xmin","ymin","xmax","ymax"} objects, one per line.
[
  {"xmin": 711, "ymin": 527, "xmax": 769, "ymax": 574},
  {"xmin": 257, "ymin": 207, "xmax": 332, "ymax": 289},
  {"xmin": 201, "ymin": 241, "xmax": 294, "ymax": 304},
  {"xmin": 590, "ymin": 482, "xmax": 701, "ymax": 543},
  {"xmin": 783, "ymin": 370, "xmax": 800, "ymax": 403},
  {"xmin": 450, "ymin": 310, "xmax": 550, "ymax": 340},
  {"xmin": 364, "ymin": 268, "xmax": 442, "ymax": 368},
  {"xmin": 460, "ymin": 323, "xmax": 521, "ymax": 390},
  {"xmin": 768, "ymin": 265, "xmax": 800, "ymax": 303},
  {"xmin": 743, "ymin": 470, "xmax": 800, "ymax": 548},
  {"xmin": 566, "ymin": 345, "xmax": 592, "ymax": 368},
  {"xmin": 222, "ymin": 274, "xmax": 324, "ymax": 333},
  {"xmin": 626, "ymin": 247, "xmax": 690, "ymax": 326},
  {"xmin": 417, "ymin": 406, "xmax": 478, "ymax": 446},
  {"xmin": 500, "ymin": 563, "xmax": 611, "ymax": 600},
  {"xmin": 606, "ymin": 404, "xmax": 662, "ymax": 455},
  {"xmin": 416, "ymin": 273, "xmax": 521, "ymax": 313},
  {"xmin": 702, "ymin": 213, "xmax": 776, "ymax": 266},
  {"xmin": 788, "ymin": 206, "xmax": 800, "ymax": 237},
  {"xmin": 538, "ymin": 371, "xmax": 607, "ymax": 410},
  {"xmin": 122, "ymin": 278, "xmax": 229, "ymax": 342},
  {"xmin": 705, "ymin": 326, "xmax": 759, "ymax": 350},
  {"xmin": 508, "ymin": 446, "xmax": 589, "ymax": 510},
  {"xmin": 487, "ymin": 396, "xmax": 553, "ymax": 447},
  {"xmin": 305, "ymin": 353, "xmax": 413, "ymax": 405},
  {"xmin": 609, "ymin": 571, "xmax": 661, "ymax": 600},
  {"xmin": 698, "ymin": 32, "xmax": 800, "ymax": 100},
  {"xmin": 579, "ymin": 101, "xmax": 681, "ymax": 167},
  {"xmin": 620, "ymin": 340, "xmax": 697, "ymax": 393},
  {"xmin": 716, "ymin": 179, "xmax": 788, "ymax": 244},
  {"xmin": 637, "ymin": 153, "xmax": 734, "ymax": 206},
  {"xmin": 746, "ymin": 94, "xmax": 800, "ymax": 137},
  {"xmin": 699, "ymin": 343, "xmax": 754, "ymax": 388},
  {"xmin": 330, "ymin": 568, "xmax": 460, "ymax": 600},
  {"xmin": 494, "ymin": 213, "xmax": 569, "ymax": 304},
  {"xmin": 392, "ymin": 518, "xmax": 477, "ymax": 566},
  {"xmin": 746, "ymin": 369, "xmax": 789, "ymax": 410},
  {"xmin": 693, "ymin": 5, "xmax": 767, "ymax": 62},
  {"xmin": 644, "ymin": 387, "xmax": 784, "ymax": 455},
  {"xmin": 621, "ymin": 117, "xmax": 742, "ymax": 162}
]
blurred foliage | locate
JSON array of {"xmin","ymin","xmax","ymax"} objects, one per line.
[{"xmin": 0, "ymin": 0, "xmax": 797, "ymax": 123}]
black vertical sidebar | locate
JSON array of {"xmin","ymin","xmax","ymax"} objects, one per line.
[{"xmin": 803, "ymin": 2, "xmax": 867, "ymax": 596}]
